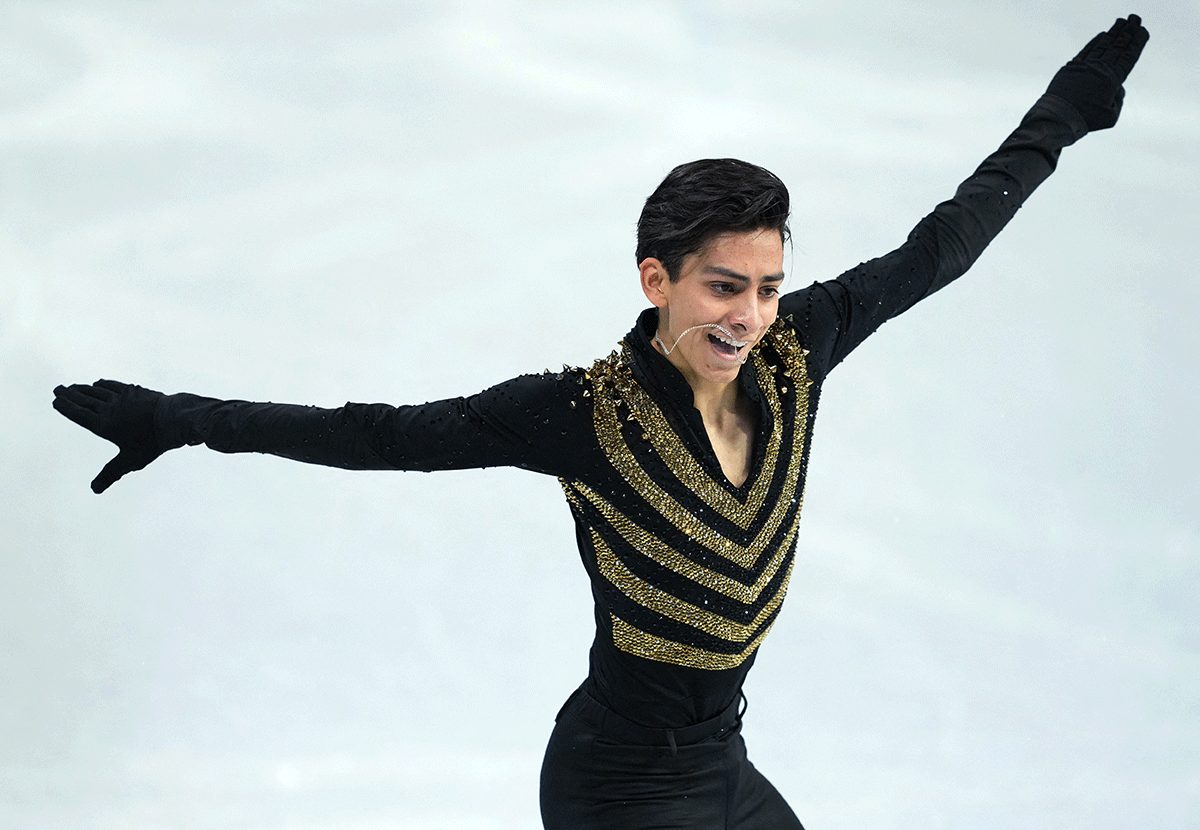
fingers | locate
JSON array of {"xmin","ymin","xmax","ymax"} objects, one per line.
[
  {"xmin": 90, "ymin": 446, "xmax": 161, "ymax": 494},
  {"xmin": 93, "ymin": 379, "xmax": 132, "ymax": 395},
  {"xmin": 1065, "ymin": 15, "xmax": 1149, "ymax": 98},
  {"xmin": 1071, "ymin": 31, "xmax": 1106, "ymax": 63},
  {"xmin": 54, "ymin": 379, "xmax": 163, "ymax": 492},
  {"xmin": 51, "ymin": 379, "xmax": 133, "ymax": 429},
  {"xmin": 1114, "ymin": 14, "xmax": 1143, "ymax": 35},
  {"xmin": 1112, "ymin": 16, "xmax": 1149, "ymax": 81},
  {"xmin": 1108, "ymin": 15, "xmax": 1146, "ymax": 53},
  {"xmin": 1095, "ymin": 15, "xmax": 1149, "ymax": 81},
  {"xmin": 52, "ymin": 394, "xmax": 93, "ymax": 428},
  {"xmin": 52, "ymin": 386, "xmax": 109, "ymax": 431},
  {"xmin": 1058, "ymin": 15, "xmax": 1147, "ymax": 65},
  {"xmin": 91, "ymin": 454, "xmax": 128, "ymax": 494},
  {"xmin": 54, "ymin": 382, "xmax": 111, "ymax": 410}
]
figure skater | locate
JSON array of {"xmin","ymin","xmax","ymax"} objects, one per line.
[{"xmin": 53, "ymin": 15, "xmax": 1149, "ymax": 828}]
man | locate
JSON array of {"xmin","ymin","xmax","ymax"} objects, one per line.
[{"xmin": 54, "ymin": 15, "xmax": 1148, "ymax": 829}]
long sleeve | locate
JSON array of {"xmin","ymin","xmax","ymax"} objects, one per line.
[
  {"xmin": 781, "ymin": 93, "xmax": 1090, "ymax": 379},
  {"xmin": 153, "ymin": 370, "xmax": 597, "ymax": 479}
]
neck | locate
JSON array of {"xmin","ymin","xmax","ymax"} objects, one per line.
[
  {"xmin": 690, "ymin": 378, "xmax": 744, "ymax": 425},
  {"xmin": 657, "ymin": 340, "xmax": 742, "ymax": 421},
  {"xmin": 647, "ymin": 312, "xmax": 746, "ymax": 421}
]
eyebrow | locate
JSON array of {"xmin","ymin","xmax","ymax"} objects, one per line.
[{"xmin": 704, "ymin": 266, "xmax": 786, "ymax": 283}]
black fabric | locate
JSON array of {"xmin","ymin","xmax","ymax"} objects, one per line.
[
  {"xmin": 781, "ymin": 93, "xmax": 1087, "ymax": 379},
  {"xmin": 563, "ymin": 315, "xmax": 811, "ymax": 728},
  {"xmin": 557, "ymin": 683, "xmax": 745, "ymax": 749},
  {"xmin": 45, "ymin": 91, "xmax": 1104, "ymax": 828},
  {"xmin": 49, "ymin": 23, "xmax": 1155, "ymax": 820},
  {"xmin": 51, "ymin": 380, "xmax": 166, "ymax": 493},
  {"xmin": 142, "ymin": 93, "xmax": 1091, "ymax": 736},
  {"xmin": 540, "ymin": 687, "xmax": 804, "ymax": 830},
  {"xmin": 1046, "ymin": 14, "xmax": 1149, "ymax": 132},
  {"xmin": 151, "ymin": 89, "xmax": 1089, "ymax": 479}
]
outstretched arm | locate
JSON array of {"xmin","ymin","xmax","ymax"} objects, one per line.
[
  {"xmin": 53, "ymin": 373, "xmax": 593, "ymax": 493},
  {"xmin": 781, "ymin": 14, "xmax": 1149, "ymax": 378}
]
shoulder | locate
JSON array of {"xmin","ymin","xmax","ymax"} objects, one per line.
[
  {"xmin": 760, "ymin": 319, "xmax": 809, "ymax": 373},
  {"xmin": 471, "ymin": 363, "xmax": 594, "ymax": 423},
  {"xmin": 754, "ymin": 316, "xmax": 816, "ymax": 388}
]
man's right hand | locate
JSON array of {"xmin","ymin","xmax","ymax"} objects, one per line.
[{"xmin": 53, "ymin": 379, "xmax": 166, "ymax": 493}]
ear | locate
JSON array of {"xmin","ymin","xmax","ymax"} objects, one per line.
[{"xmin": 639, "ymin": 257, "xmax": 670, "ymax": 308}]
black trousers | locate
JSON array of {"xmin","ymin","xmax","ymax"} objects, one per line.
[{"xmin": 539, "ymin": 686, "xmax": 804, "ymax": 830}]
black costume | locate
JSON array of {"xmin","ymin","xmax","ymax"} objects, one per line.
[
  {"xmin": 140, "ymin": 93, "xmax": 1087, "ymax": 827},
  {"xmin": 53, "ymin": 15, "xmax": 1149, "ymax": 828}
]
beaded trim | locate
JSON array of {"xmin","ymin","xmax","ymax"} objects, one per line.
[{"xmin": 560, "ymin": 320, "xmax": 813, "ymax": 669}]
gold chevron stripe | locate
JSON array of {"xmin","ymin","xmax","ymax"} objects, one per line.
[
  {"xmin": 592, "ymin": 531, "xmax": 792, "ymax": 643},
  {"xmin": 564, "ymin": 484, "xmax": 797, "ymax": 602},
  {"xmin": 562, "ymin": 322, "xmax": 814, "ymax": 671},
  {"xmin": 610, "ymin": 611, "xmax": 786, "ymax": 670},
  {"xmin": 614, "ymin": 356, "xmax": 785, "ymax": 525},
  {"xmin": 587, "ymin": 323, "xmax": 811, "ymax": 537},
  {"xmin": 581, "ymin": 406, "xmax": 804, "ymax": 568}
]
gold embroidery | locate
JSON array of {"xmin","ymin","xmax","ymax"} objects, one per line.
[
  {"xmin": 592, "ymin": 531, "xmax": 791, "ymax": 643},
  {"xmin": 615, "ymin": 357, "xmax": 783, "ymax": 525},
  {"xmin": 564, "ymin": 483, "xmax": 796, "ymax": 598},
  {"xmin": 562, "ymin": 322, "xmax": 813, "ymax": 669},
  {"xmin": 610, "ymin": 612, "xmax": 786, "ymax": 671}
]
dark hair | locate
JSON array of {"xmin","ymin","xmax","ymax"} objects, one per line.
[{"xmin": 635, "ymin": 158, "xmax": 790, "ymax": 281}]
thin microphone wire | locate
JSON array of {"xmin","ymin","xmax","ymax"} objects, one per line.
[{"xmin": 654, "ymin": 324, "xmax": 749, "ymax": 365}]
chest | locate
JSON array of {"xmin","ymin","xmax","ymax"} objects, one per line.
[
  {"xmin": 558, "ymin": 330, "xmax": 816, "ymax": 671},
  {"xmin": 703, "ymin": 407, "xmax": 757, "ymax": 489}
]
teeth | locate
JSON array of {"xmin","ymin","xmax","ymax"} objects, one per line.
[{"xmin": 713, "ymin": 333, "xmax": 747, "ymax": 348}]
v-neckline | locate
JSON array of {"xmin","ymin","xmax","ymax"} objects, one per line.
[
  {"xmin": 625, "ymin": 308, "xmax": 773, "ymax": 499},
  {"xmin": 720, "ymin": 391, "xmax": 770, "ymax": 496},
  {"xmin": 703, "ymin": 392, "xmax": 763, "ymax": 492}
]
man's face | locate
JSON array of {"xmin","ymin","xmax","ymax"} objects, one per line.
[{"xmin": 643, "ymin": 228, "xmax": 785, "ymax": 391}]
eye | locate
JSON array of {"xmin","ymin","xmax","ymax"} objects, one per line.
[
  {"xmin": 760, "ymin": 286, "xmax": 780, "ymax": 298},
  {"xmin": 711, "ymin": 282, "xmax": 736, "ymax": 295}
]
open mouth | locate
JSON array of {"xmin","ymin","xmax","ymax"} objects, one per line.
[
  {"xmin": 655, "ymin": 323, "xmax": 752, "ymax": 365},
  {"xmin": 708, "ymin": 331, "xmax": 747, "ymax": 358}
]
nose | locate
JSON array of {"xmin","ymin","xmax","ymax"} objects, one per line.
[{"xmin": 727, "ymin": 292, "xmax": 763, "ymax": 335}]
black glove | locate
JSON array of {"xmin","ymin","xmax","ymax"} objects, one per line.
[
  {"xmin": 53, "ymin": 379, "xmax": 168, "ymax": 493},
  {"xmin": 1046, "ymin": 14, "xmax": 1149, "ymax": 132}
]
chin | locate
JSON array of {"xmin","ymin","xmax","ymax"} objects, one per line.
[{"xmin": 704, "ymin": 365, "xmax": 741, "ymax": 385}]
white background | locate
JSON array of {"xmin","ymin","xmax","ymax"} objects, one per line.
[{"xmin": 3, "ymin": 1, "xmax": 1197, "ymax": 828}]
